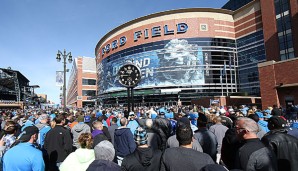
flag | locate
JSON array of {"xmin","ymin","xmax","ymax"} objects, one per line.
[
  {"xmin": 229, "ymin": 54, "xmax": 232, "ymax": 69},
  {"xmin": 221, "ymin": 62, "xmax": 226, "ymax": 77},
  {"xmin": 56, "ymin": 71, "xmax": 64, "ymax": 86}
]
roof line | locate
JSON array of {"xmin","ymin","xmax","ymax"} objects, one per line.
[{"xmin": 95, "ymin": 8, "xmax": 233, "ymax": 56}]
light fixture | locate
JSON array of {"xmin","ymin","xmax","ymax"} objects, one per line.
[
  {"xmin": 56, "ymin": 53, "xmax": 61, "ymax": 62},
  {"xmin": 68, "ymin": 53, "xmax": 73, "ymax": 63}
]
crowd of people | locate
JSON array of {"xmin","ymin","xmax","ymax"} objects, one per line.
[{"xmin": 0, "ymin": 104, "xmax": 297, "ymax": 171}]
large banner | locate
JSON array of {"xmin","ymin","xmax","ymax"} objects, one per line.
[
  {"xmin": 98, "ymin": 39, "xmax": 205, "ymax": 93},
  {"xmin": 56, "ymin": 71, "xmax": 64, "ymax": 86}
]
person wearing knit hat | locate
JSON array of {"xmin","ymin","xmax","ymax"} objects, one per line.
[
  {"xmin": 87, "ymin": 140, "xmax": 120, "ymax": 171},
  {"xmin": 134, "ymin": 127, "xmax": 148, "ymax": 145},
  {"xmin": 121, "ymin": 127, "xmax": 162, "ymax": 171}
]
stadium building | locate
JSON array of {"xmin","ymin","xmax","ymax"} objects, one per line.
[{"xmin": 95, "ymin": 0, "xmax": 298, "ymax": 107}]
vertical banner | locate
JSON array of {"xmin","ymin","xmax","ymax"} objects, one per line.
[{"xmin": 56, "ymin": 71, "xmax": 64, "ymax": 86}]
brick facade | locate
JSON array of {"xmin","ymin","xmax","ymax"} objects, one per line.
[
  {"xmin": 260, "ymin": 0, "xmax": 280, "ymax": 62},
  {"xmin": 67, "ymin": 57, "xmax": 97, "ymax": 108},
  {"xmin": 258, "ymin": 58, "xmax": 298, "ymax": 109}
]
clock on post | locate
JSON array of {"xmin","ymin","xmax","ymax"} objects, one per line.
[{"xmin": 118, "ymin": 63, "xmax": 141, "ymax": 88}]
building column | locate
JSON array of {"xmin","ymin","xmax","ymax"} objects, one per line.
[{"xmin": 258, "ymin": 61, "xmax": 280, "ymax": 109}]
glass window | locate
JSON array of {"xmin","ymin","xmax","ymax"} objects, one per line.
[
  {"xmin": 286, "ymin": 33, "xmax": 292, "ymax": 41},
  {"xmin": 279, "ymin": 42, "xmax": 286, "ymax": 50},
  {"xmin": 287, "ymin": 40, "xmax": 293, "ymax": 48},
  {"xmin": 288, "ymin": 52, "xmax": 295, "ymax": 59},
  {"xmin": 82, "ymin": 90, "xmax": 96, "ymax": 96},
  {"xmin": 282, "ymin": 3, "xmax": 289, "ymax": 11},
  {"xmin": 82, "ymin": 79, "xmax": 96, "ymax": 85},
  {"xmin": 275, "ymin": 5, "xmax": 281, "ymax": 14},
  {"xmin": 280, "ymin": 54, "xmax": 286, "ymax": 60}
]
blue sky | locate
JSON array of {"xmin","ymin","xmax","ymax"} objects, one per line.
[{"xmin": 0, "ymin": 0, "xmax": 228, "ymax": 104}]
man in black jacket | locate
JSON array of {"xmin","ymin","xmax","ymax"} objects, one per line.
[
  {"xmin": 235, "ymin": 117, "xmax": 277, "ymax": 171},
  {"xmin": 262, "ymin": 116, "xmax": 298, "ymax": 171},
  {"xmin": 44, "ymin": 115, "xmax": 73, "ymax": 171},
  {"xmin": 121, "ymin": 127, "xmax": 162, "ymax": 171}
]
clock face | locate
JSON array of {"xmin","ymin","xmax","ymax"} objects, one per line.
[{"xmin": 118, "ymin": 64, "xmax": 141, "ymax": 87}]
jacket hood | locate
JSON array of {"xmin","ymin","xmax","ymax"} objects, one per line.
[
  {"xmin": 88, "ymin": 159, "xmax": 120, "ymax": 171},
  {"xmin": 135, "ymin": 147, "xmax": 153, "ymax": 166},
  {"xmin": 75, "ymin": 148, "xmax": 95, "ymax": 163},
  {"xmin": 74, "ymin": 123, "xmax": 89, "ymax": 133},
  {"xmin": 114, "ymin": 127, "xmax": 130, "ymax": 136}
]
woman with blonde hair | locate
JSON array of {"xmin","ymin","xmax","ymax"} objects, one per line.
[{"xmin": 59, "ymin": 133, "xmax": 95, "ymax": 171}]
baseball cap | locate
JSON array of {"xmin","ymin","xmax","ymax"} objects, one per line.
[
  {"xmin": 268, "ymin": 116, "xmax": 287, "ymax": 128},
  {"xmin": 84, "ymin": 115, "xmax": 91, "ymax": 123},
  {"xmin": 129, "ymin": 112, "xmax": 135, "ymax": 116},
  {"xmin": 18, "ymin": 126, "xmax": 39, "ymax": 142}
]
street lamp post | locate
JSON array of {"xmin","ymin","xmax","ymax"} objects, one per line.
[{"xmin": 56, "ymin": 49, "xmax": 72, "ymax": 112}]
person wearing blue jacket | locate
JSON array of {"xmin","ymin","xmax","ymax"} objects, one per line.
[
  {"xmin": 3, "ymin": 126, "xmax": 45, "ymax": 171},
  {"xmin": 127, "ymin": 112, "xmax": 139, "ymax": 134},
  {"xmin": 256, "ymin": 112, "xmax": 270, "ymax": 133},
  {"xmin": 114, "ymin": 117, "xmax": 136, "ymax": 166}
]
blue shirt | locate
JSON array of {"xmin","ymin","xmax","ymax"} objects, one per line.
[
  {"xmin": 3, "ymin": 142, "xmax": 45, "ymax": 171},
  {"xmin": 127, "ymin": 120, "xmax": 139, "ymax": 134}
]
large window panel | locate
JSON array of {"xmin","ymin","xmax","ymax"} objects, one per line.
[
  {"xmin": 82, "ymin": 79, "xmax": 96, "ymax": 85},
  {"xmin": 82, "ymin": 90, "xmax": 96, "ymax": 96}
]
